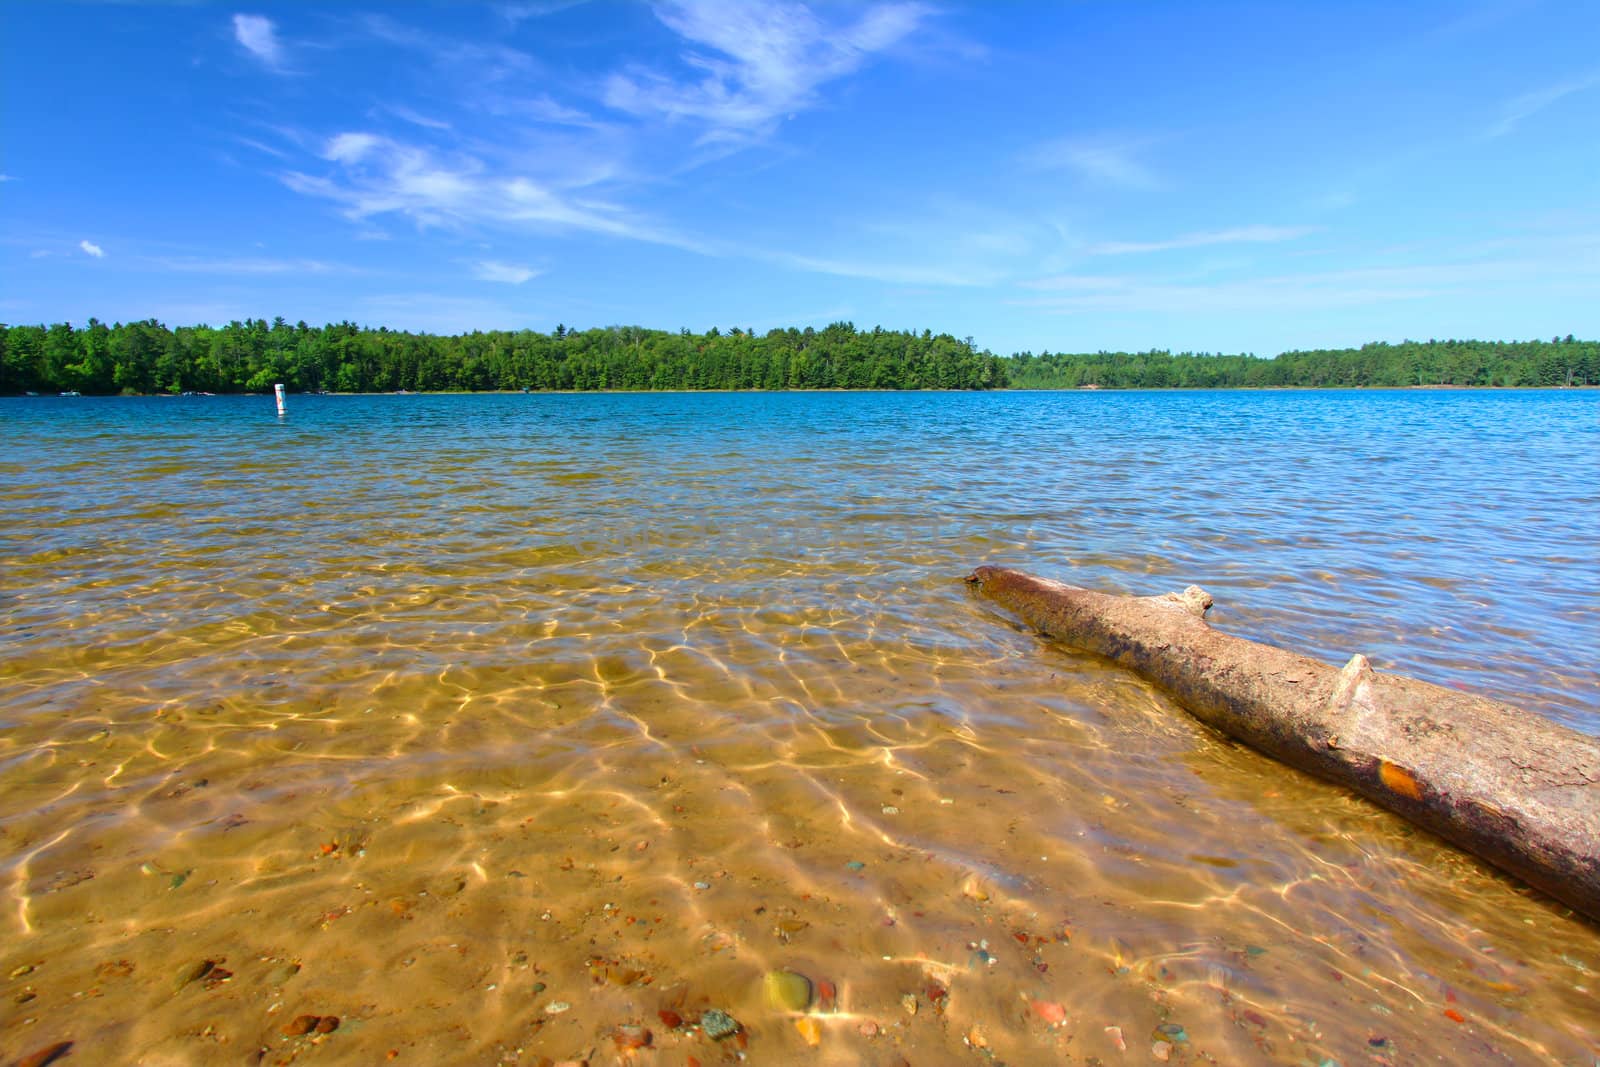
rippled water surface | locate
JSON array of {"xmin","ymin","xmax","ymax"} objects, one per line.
[{"xmin": 2, "ymin": 390, "xmax": 1597, "ymax": 1066}]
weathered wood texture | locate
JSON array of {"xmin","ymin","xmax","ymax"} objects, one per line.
[{"xmin": 966, "ymin": 565, "xmax": 1600, "ymax": 923}]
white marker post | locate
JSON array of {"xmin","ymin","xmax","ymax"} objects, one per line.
[{"xmin": 274, "ymin": 383, "xmax": 286, "ymax": 417}]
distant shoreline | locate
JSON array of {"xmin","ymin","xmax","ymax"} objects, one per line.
[
  {"xmin": 3, "ymin": 321, "xmax": 1593, "ymax": 394},
  {"xmin": 8, "ymin": 383, "xmax": 1596, "ymax": 398}
]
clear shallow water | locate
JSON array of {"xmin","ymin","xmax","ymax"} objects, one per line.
[{"xmin": 1, "ymin": 390, "xmax": 1597, "ymax": 1066}]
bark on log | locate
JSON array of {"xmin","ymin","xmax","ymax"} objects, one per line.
[{"xmin": 966, "ymin": 565, "xmax": 1600, "ymax": 923}]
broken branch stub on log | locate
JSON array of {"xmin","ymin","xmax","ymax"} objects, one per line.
[{"xmin": 965, "ymin": 565, "xmax": 1600, "ymax": 923}]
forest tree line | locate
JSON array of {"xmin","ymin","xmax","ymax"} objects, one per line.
[
  {"xmin": 1007, "ymin": 337, "xmax": 1598, "ymax": 389},
  {"xmin": 0, "ymin": 319, "xmax": 1006, "ymax": 394},
  {"xmin": 1, "ymin": 318, "xmax": 1595, "ymax": 394}
]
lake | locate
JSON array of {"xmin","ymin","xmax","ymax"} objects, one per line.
[{"xmin": 2, "ymin": 389, "xmax": 1597, "ymax": 1065}]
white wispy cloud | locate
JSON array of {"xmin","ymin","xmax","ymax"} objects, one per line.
[
  {"xmin": 233, "ymin": 13, "xmax": 286, "ymax": 69},
  {"xmin": 604, "ymin": 0, "xmax": 932, "ymax": 140},
  {"xmin": 269, "ymin": 6, "xmax": 952, "ymax": 279},
  {"xmin": 234, "ymin": 136, "xmax": 291, "ymax": 160},
  {"xmin": 283, "ymin": 131, "xmax": 706, "ymax": 250},
  {"xmin": 1086, "ymin": 225, "xmax": 1318, "ymax": 256},
  {"xmin": 1024, "ymin": 137, "xmax": 1162, "ymax": 190},
  {"xmin": 486, "ymin": 93, "xmax": 604, "ymax": 129},
  {"xmin": 0, "ymin": 173, "xmax": 15, "ymax": 182},
  {"xmin": 474, "ymin": 260, "xmax": 539, "ymax": 284},
  {"xmin": 152, "ymin": 256, "xmax": 340, "ymax": 274},
  {"xmin": 1013, "ymin": 255, "xmax": 1597, "ymax": 315},
  {"xmin": 80, "ymin": 240, "xmax": 106, "ymax": 258},
  {"xmin": 1018, "ymin": 273, "xmax": 1134, "ymax": 293},
  {"xmin": 325, "ymin": 132, "xmax": 383, "ymax": 163},
  {"xmin": 384, "ymin": 105, "xmax": 451, "ymax": 132},
  {"xmin": 1488, "ymin": 70, "xmax": 1600, "ymax": 137},
  {"xmin": 360, "ymin": 14, "xmax": 536, "ymax": 84},
  {"xmin": 766, "ymin": 250, "xmax": 1000, "ymax": 287},
  {"xmin": 498, "ymin": 0, "xmax": 593, "ymax": 24}
]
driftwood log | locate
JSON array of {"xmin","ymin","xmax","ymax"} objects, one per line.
[{"xmin": 966, "ymin": 565, "xmax": 1600, "ymax": 923}]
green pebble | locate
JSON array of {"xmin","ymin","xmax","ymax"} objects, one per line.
[
  {"xmin": 845, "ymin": 861, "xmax": 865, "ymax": 871},
  {"xmin": 764, "ymin": 969, "xmax": 813, "ymax": 1012},
  {"xmin": 701, "ymin": 1008, "xmax": 740, "ymax": 1040},
  {"xmin": 266, "ymin": 962, "xmax": 301, "ymax": 985},
  {"xmin": 174, "ymin": 959, "xmax": 214, "ymax": 991}
]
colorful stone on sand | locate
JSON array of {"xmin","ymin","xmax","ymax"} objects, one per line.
[
  {"xmin": 700, "ymin": 1008, "xmax": 740, "ymax": 1040},
  {"xmin": 13, "ymin": 1042, "xmax": 73, "ymax": 1067},
  {"xmin": 765, "ymin": 969, "xmax": 813, "ymax": 1012},
  {"xmin": 612, "ymin": 1024, "xmax": 652, "ymax": 1050},
  {"xmin": 794, "ymin": 1017, "xmax": 822, "ymax": 1046}
]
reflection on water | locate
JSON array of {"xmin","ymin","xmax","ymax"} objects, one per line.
[{"xmin": 1, "ymin": 390, "xmax": 1596, "ymax": 1065}]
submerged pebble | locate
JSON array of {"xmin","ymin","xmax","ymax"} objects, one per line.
[
  {"xmin": 700, "ymin": 1009, "xmax": 740, "ymax": 1040},
  {"xmin": 817, "ymin": 979, "xmax": 837, "ymax": 1012},
  {"xmin": 795, "ymin": 1017, "xmax": 822, "ymax": 1047},
  {"xmin": 173, "ymin": 959, "xmax": 215, "ymax": 992},
  {"xmin": 1154, "ymin": 1022, "xmax": 1188, "ymax": 1044},
  {"xmin": 262, "ymin": 959, "xmax": 300, "ymax": 985},
  {"xmin": 612, "ymin": 1024, "xmax": 652, "ymax": 1050},
  {"xmin": 14, "ymin": 1042, "xmax": 73, "ymax": 1067},
  {"xmin": 764, "ymin": 969, "xmax": 813, "ymax": 1012}
]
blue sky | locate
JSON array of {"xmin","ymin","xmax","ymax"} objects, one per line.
[{"xmin": 3, "ymin": 1, "xmax": 1597, "ymax": 355}]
